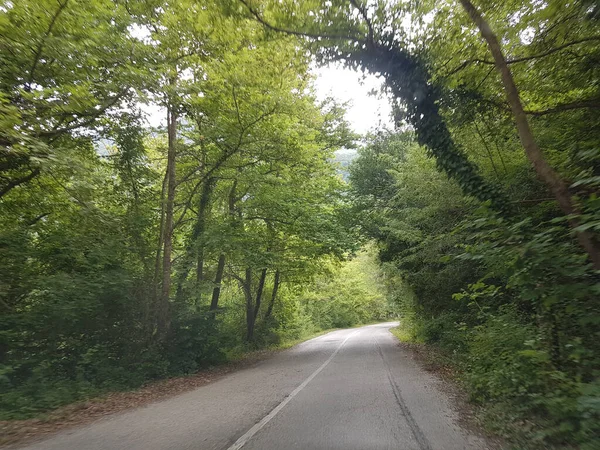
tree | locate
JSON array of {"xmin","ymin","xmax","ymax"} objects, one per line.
[
  {"xmin": 0, "ymin": 0, "xmax": 357, "ymax": 416},
  {"xmin": 238, "ymin": 0, "xmax": 600, "ymax": 268},
  {"xmin": 238, "ymin": 0, "xmax": 508, "ymax": 212},
  {"xmin": 458, "ymin": 0, "xmax": 600, "ymax": 268},
  {"xmin": 0, "ymin": 0, "xmax": 143, "ymax": 199}
]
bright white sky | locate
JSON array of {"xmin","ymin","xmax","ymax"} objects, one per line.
[
  {"xmin": 312, "ymin": 63, "xmax": 393, "ymax": 134},
  {"xmin": 142, "ymin": 64, "xmax": 392, "ymax": 135}
]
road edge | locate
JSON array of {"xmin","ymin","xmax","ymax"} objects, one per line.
[{"xmin": 0, "ymin": 326, "xmax": 347, "ymax": 449}]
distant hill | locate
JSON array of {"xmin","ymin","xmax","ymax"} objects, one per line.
[{"xmin": 333, "ymin": 149, "xmax": 358, "ymax": 180}]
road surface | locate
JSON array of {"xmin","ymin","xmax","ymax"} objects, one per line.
[{"xmin": 20, "ymin": 323, "xmax": 491, "ymax": 450}]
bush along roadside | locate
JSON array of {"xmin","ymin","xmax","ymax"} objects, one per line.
[
  {"xmin": 349, "ymin": 132, "xmax": 600, "ymax": 450},
  {"xmin": 0, "ymin": 248, "xmax": 390, "ymax": 421}
]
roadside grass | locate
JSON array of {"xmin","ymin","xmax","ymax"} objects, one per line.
[
  {"xmin": 226, "ymin": 320, "xmax": 392, "ymax": 361},
  {"xmin": 388, "ymin": 323, "xmax": 503, "ymax": 440},
  {"xmin": 389, "ymin": 324, "xmax": 457, "ymax": 376},
  {"xmin": 388, "ymin": 323, "xmax": 587, "ymax": 450},
  {"xmin": 224, "ymin": 326, "xmax": 340, "ymax": 362},
  {"xmin": 389, "ymin": 324, "xmax": 413, "ymax": 343}
]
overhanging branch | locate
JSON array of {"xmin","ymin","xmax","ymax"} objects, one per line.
[
  {"xmin": 447, "ymin": 36, "xmax": 600, "ymax": 75},
  {"xmin": 238, "ymin": 0, "xmax": 362, "ymax": 43}
]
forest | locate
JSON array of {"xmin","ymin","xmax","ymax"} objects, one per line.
[{"xmin": 1, "ymin": 1, "xmax": 599, "ymax": 449}]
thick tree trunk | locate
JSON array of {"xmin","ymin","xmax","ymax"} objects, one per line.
[
  {"xmin": 253, "ymin": 268, "xmax": 268, "ymax": 321},
  {"xmin": 210, "ymin": 254, "xmax": 226, "ymax": 311},
  {"xmin": 173, "ymin": 177, "xmax": 215, "ymax": 305},
  {"xmin": 195, "ymin": 178, "xmax": 215, "ymax": 288},
  {"xmin": 157, "ymin": 105, "xmax": 177, "ymax": 338},
  {"xmin": 243, "ymin": 268, "xmax": 255, "ymax": 342},
  {"xmin": 265, "ymin": 269, "xmax": 281, "ymax": 319},
  {"xmin": 459, "ymin": 0, "xmax": 600, "ymax": 269},
  {"xmin": 149, "ymin": 169, "xmax": 168, "ymax": 334},
  {"xmin": 153, "ymin": 170, "xmax": 168, "ymax": 289}
]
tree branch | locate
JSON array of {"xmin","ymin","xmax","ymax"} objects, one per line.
[
  {"xmin": 0, "ymin": 168, "xmax": 40, "ymax": 198},
  {"xmin": 36, "ymin": 90, "xmax": 127, "ymax": 138},
  {"xmin": 526, "ymin": 98, "xmax": 600, "ymax": 116},
  {"xmin": 508, "ymin": 36, "xmax": 600, "ymax": 64},
  {"xmin": 483, "ymin": 96, "xmax": 600, "ymax": 116},
  {"xmin": 238, "ymin": 0, "xmax": 361, "ymax": 42},
  {"xmin": 447, "ymin": 36, "xmax": 600, "ymax": 75},
  {"xmin": 27, "ymin": 0, "xmax": 70, "ymax": 91},
  {"xmin": 26, "ymin": 212, "xmax": 51, "ymax": 226},
  {"xmin": 349, "ymin": 0, "xmax": 374, "ymax": 48}
]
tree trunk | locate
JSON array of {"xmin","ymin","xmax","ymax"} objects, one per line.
[
  {"xmin": 153, "ymin": 170, "xmax": 168, "ymax": 290},
  {"xmin": 228, "ymin": 179, "xmax": 238, "ymax": 217},
  {"xmin": 149, "ymin": 169, "xmax": 168, "ymax": 335},
  {"xmin": 210, "ymin": 177, "xmax": 241, "ymax": 313},
  {"xmin": 210, "ymin": 254, "xmax": 226, "ymax": 311},
  {"xmin": 243, "ymin": 268, "xmax": 255, "ymax": 342},
  {"xmin": 173, "ymin": 177, "xmax": 215, "ymax": 305},
  {"xmin": 459, "ymin": 0, "xmax": 600, "ymax": 269},
  {"xmin": 195, "ymin": 177, "xmax": 215, "ymax": 288},
  {"xmin": 196, "ymin": 258, "xmax": 204, "ymax": 283},
  {"xmin": 253, "ymin": 268, "xmax": 268, "ymax": 321},
  {"xmin": 265, "ymin": 269, "xmax": 281, "ymax": 319},
  {"xmin": 157, "ymin": 105, "xmax": 177, "ymax": 338}
]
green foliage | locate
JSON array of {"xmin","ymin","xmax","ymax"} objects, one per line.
[
  {"xmin": 0, "ymin": 0, "xmax": 359, "ymax": 420},
  {"xmin": 2, "ymin": 4, "xmax": 600, "ymax": 450},
  {"xmin": 300, "ymin": 249, "xmax": 391, "ymax": 330},
  {"xmin": 349, "ymin": 127, "xmax": 600, "ymax": 448},
  {"xmin": 239, "ymin": 0, "xmax": 509, "ymax": 211}
]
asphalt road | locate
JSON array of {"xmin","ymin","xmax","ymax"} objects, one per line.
[{"xmin": 21, "ymin": 323, "xmax": 491, "ymax": 450}]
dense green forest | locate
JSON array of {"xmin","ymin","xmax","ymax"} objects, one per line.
[{"xmin": 1, "ymin": 0, "xmax": 599, "ymax": 448}]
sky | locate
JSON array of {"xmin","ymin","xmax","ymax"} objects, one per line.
[
  {"xmin": 311, "ymin": 63, "xmax": 393, "ymax": 135},
  {"xmin": 142, "ymin": 64, "xmax": 393, "ymax": 136}
]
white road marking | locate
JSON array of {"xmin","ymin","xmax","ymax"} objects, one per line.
[{"xmin": 226, "ymin": 329, "xmax": 360, "ymax": 450}]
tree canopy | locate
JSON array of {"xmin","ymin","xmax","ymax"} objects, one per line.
[{"xmin": 1, "ymin": 1, "xmax": 600, "ymax": 448}]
